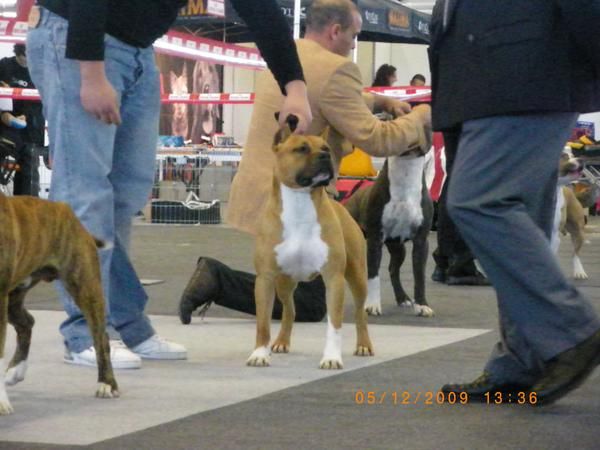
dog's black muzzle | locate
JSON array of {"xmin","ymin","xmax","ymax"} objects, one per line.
[{"xmin": 296, "ymin": 152, "xmax": 334, "ymax": 188}]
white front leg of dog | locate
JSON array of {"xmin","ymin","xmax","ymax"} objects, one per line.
[
  {"xmin": 320, "ymin": 317, "xmax": 343, "ymax": 369},
  {"xmin": 365, "ymin": 276, "xmax": 382, "ymax": 316},
  {"xmin": 573, "ymin": 256, "xmax": 588, "ymax": 280},
  {"xmin": 0, "ymin": 359, "xmax": 14, "ymax": 415},
  {"xmin": 413, "ymin": 304, "xmax": 435, "ymax": 318},
  {"xmin": 5, "ymin": 360, "xmax": 27, "ymax": 386},
  {"xmin": 246, "ymin": 346, "xmax": 271, "ymax": 367}
]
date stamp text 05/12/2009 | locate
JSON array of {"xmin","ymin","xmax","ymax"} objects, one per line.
[{"xmin": 354, "ymin": 390, "xmax": 538, "ymax": 405}]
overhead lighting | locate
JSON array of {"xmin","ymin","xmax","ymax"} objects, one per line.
[{"xmin": 0, "ymin": 0, "xmax": 17, "ymax": 7}]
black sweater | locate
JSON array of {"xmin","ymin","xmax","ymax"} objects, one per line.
[{"xmin": 38, "ymin": 0, "xmax": 304, "ymax": 94}]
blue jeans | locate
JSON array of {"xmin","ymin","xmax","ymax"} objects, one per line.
[
  {"xmin": 447, "ymin": 113, "xmax": 600, "ymax": 385},
  {"xmin": 27, "ymin": 9, "xmax": 157, "ymax": 352}
]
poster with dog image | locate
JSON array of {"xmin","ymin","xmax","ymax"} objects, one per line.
[{"xmin": 156, "ymin": 54, "xmax": 224, "ymax": 144}]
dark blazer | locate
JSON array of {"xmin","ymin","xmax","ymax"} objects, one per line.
[{"xmin": 429, "ymin": 0, "xmax": 600, "ymax": 131}]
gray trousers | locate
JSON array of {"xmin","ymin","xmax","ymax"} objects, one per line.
[{"xmin": 447, "ymin": 113, "xmax": 600, "ymax": 385}]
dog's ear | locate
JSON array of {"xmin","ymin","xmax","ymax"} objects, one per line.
[
  {"xmin": 273, "ymin": 113, "xmax": 298, "ymax": 149},
  {"xmin": 320, "ymin": 126, "xmax": 331, "ymax": 143},
  {"xmin": 273, "ymin": 126, "xmax": 292, "ymax": 149}
]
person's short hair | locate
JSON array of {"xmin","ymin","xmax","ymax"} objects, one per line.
[
  {"xmin": 306, "ymin": 0, "xmax": 359, "ymax": 33},
  {"xmin": 14, "ymin": 43, "xmax": 26, "ymax": 57},
  {"xmin": 410, "ymin": 73, "xmax": 426, "ymax": 84},
  {"xmin": 372, "ymin": 64, "xmax": 397, "ymax": 87}
]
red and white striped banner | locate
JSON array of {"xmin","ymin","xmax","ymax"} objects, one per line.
[
  {"xmin": 160, "ymin": 92, "xmax": 255, "ymax": 104},
  {"xmin": 0, "ymin": 18, "xmax": 266, "ymax": 69},
  {"xmin": 365, "ymin": 86, "xmax": 431, "ymax": 102},
  {"xmin": 0, "ymin": 19, "xmax": 28, "ymax": 41},
  {"xmin": 0, "ymin": 87, "xmax": 430, "ymax": 104}
]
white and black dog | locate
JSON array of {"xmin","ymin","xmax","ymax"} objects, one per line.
[
  {"xmin": 551, "ymin": 148, "xmax": 588, "ymax": 279},
  {"xmin": 345, "ymin": 154, "xmax": 434, "ymax": 317}
]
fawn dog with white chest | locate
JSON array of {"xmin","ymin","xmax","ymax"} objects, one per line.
[{"xmin": 247, "ymin": 115, "xmax": 374, "ymax": 370}]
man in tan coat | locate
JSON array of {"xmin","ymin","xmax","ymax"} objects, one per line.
[
  {"xmin": 228, "ymin": 0, "xmax": 431, "ymax": 235},
  {"xmin": 179, "ymin": 0, "xmax": 432, "ymax": 323}
]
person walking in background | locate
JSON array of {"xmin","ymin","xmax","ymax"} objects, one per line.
[
  {"xmin": 430, "ymin": 0, "xmax": 600, "ymax": 404},
  {"xmin": 430, "ymin": 129, "xmax": 489, "ymax": 286}
]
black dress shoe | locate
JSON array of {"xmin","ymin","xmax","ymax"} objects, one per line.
[
  {"xmin": 441, "ymin": 372, "xmax": 532, "ymax": 402},
  {"xmin": 446, "ymin": 270, "xmax": 491, "ymax": 286},
  {"xmin": 178, "ymin": 257, "xmax": 219, "ymax": 324},
  {"xmin": 431, "ymin": 265, "xmax": 447, "ymax": 283},
  {"xmin": 531, "ymin": 329, "xmax": 600, "ymax": 406}
]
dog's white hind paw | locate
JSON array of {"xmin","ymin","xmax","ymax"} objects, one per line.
[
  {"xmin": 365, "ymin": 277, "xmax": 382, "ymax": 315},
  {"xmin": 399, "ymin": 300, "xmax": 414, "ymax": 308},
  {"xmin": 573, "ymin": 256, "xmax": 588, "ymax": 280},
  {"xmin": 5, "ymin": 361, "xmax": 27, "ymax": 386},
  {"xmin": 319, "ymin": 357, "xmax": 343, "ymax": 370},
  {"xmin": 96, "ymin": 383, "xmax": 119, "ymax": 399},
  {"xmin": 0, "ymin": 399, "xmax": 13, "ymax": 415},
  {"xmin": 414, "ymin": 304, "xmax": 434, "ymax": 317},
  {"xmin": 0, "ymin": 388, "xmax": 12, "ymax": 415},
  {"xmin": 246, "ymin": 346, "xmax": 271, "ymax": 367},
  {"xmin": 574, "ymin": 270, "xmax": 588, "ymax": 280}
]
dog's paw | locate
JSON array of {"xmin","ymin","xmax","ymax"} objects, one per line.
[
  {"xmin": 574, "ymin": 270, "xmax": 588, "ymax": 280},
  {"xmin": 0, "ymin": 389, "xmax": 13, "ymax": 415},
  {"xmin": 271, "ymin": 341, "xmax": 290, "ymax": 353},
  {"xmin": 354, "ymin": 345, "xmax": 374, "ymax": 357},
  {"xmin": 414, "ymin": 304, "xmax": 435, "ymax": 317},
  {"xmin": 319, "ymin": 357, "xmax": 343, "ymax": 370},
  {"xmin": 398, "ymin": 299, "xmax": 415, "ymax": 308},
  {"xmin": 0, "ymin": 400, "xmax": 13, "ymax": 415},
  {"xmin": 95, "ymin": 383, "xmax": 119, "ymax": 399},
  {"xmin": 573, "ymin": 257, "xmax": 588, "ymax": 280},
  {"xmin": 365, "ymin": 300, "xmax": 382, "ymax": 316},
  {"xmin": 5, "ymin": 361, "xmax": 27, "ymax": 386},
  {"xmin": 246, "ymin": 347, "xmax": 271, "ymax": 367}
]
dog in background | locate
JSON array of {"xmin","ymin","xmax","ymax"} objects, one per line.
[
  {"xmin": 551, "ymin": 148, "xmax": 587, "ymax": 279},
  {"xmin": 0, "ymin": 193, "xmax": 118, "ymax": 415},
  {"xmin": 345, "ymin": 152, "xmax": 434, "ymax": 317},
  {"xmin": 170, "ymin": 65, "xmax": 189, "ymax": 139},
  {"xmin": 247, "ymin": 116, "xmax": 373, "ymax": 370},
  {"xmin": 190, "ymin": 61, "xmax": 221, "ymax": 142}
]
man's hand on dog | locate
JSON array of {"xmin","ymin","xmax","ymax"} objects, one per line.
[
  {"xmin": 279, "ymin": 80, "xmax": 312, "ymax": 134},
  {"xmin": 381, "ymin": 97, "xmax": 412, "ymax": 117},
  {"xmin": 79, "ymin": 61, "xmax": 122, "ymax": 126}
]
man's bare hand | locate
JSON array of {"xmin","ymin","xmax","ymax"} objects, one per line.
[
  {"xmin": 383, "ymin": 98, "xmax": 412, "ymax": 117},
  {"xmin": 79, "ymin": 61, "xmax": 121, "ymax": 126},
  {"xmin": 411, "ymin": 103, "xmax": 432, "ymax": 126},
  {"xmin": 279, "ymin": 80, "xmax": 312, "ymax": 134}
]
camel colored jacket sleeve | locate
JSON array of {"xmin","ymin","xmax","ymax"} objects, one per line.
[{"xmin": 320, "ymin": 61, "xmax": 428, "ymax": 157}]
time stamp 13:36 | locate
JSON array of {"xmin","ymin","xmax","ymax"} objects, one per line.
[{"xmin": 354, "ymin": 390, "xmax": 539, "ymax": 405}]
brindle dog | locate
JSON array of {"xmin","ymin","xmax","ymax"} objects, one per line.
[{"xmin": 0, "ymin": 193, "xmax": 118, "ymax": 415}]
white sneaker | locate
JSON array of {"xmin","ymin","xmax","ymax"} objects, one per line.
[
  {"xmin": 130, "ymin": 335, "xmax": 187, "ymax": 360},
  {"xmin": 64, "ymin": 340, "xmax": 142, "ymax": 370}
]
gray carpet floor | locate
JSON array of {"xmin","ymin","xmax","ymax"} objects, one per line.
[{"xmin": 2, "ymin": 217, "xmax": 600, "ymax": 450}]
